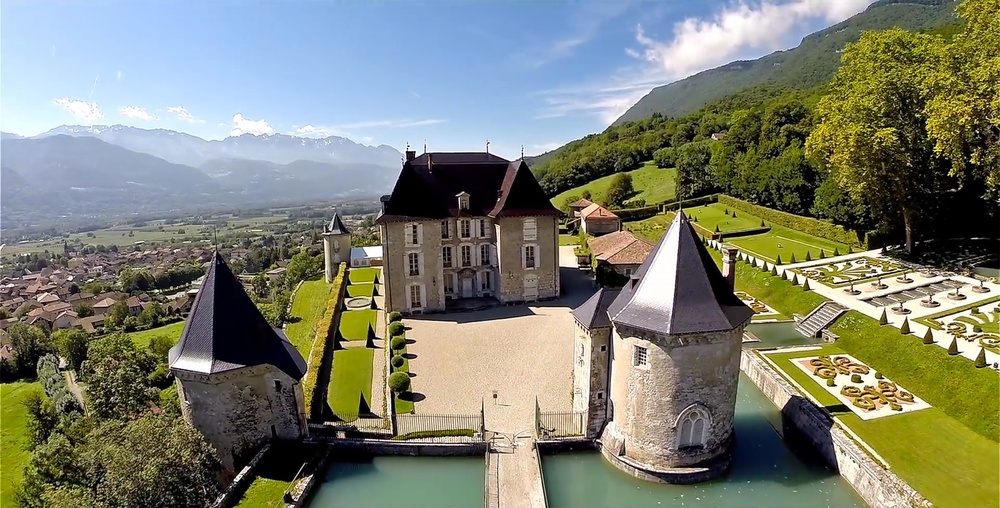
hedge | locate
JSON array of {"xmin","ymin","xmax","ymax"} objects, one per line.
[
  {"xmin": 608, "ymin": 205, "xmax": 659, "ymax": 221},
  {"xmin": 36, "ymin": 354, "xmax": 83, "ymax": 415},
  {"xmin": 302, "ymin": 262, "xmax": 347, "ymax": 421},
  {"xmin": 717, "ymin": 226, "xmax": 771, "ymax": 240},
  {"xmin": 391, "ymin": 429, "xmax": 475, "ymax": 441},
  {"xmin": 717, "ymin": 194, "xmax": 866, "ymax": 248}
]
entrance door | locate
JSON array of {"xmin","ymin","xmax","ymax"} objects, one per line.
[
  {"xmin": 462, "ymin": 277, "xmax": 474, "ymax": 298},
  {"xmin": 524, "ymin": 275, "xmax": 538, "ymax": 301}
]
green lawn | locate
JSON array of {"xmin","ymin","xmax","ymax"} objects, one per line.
[
  {"xmin": 235, "ymin": 477, "xmax": 287, "ymax": 508},
  {"xmin": 339, "ymin": 310, "xmax": 376, "ymax": 341},
  {"xmin": 348, "ymin": 267, "xmax": 379, "ymax": 284},
  {"xmin": 763, "ymin": 345, "xmax": 999, "ymax": 508},
  {"xmin": 1, "ymin": 381, "xmax": 42, "ymax": 507},
  {"xmin": 551, "ymin": 162, "xmax": 677, "ymax": 209},
  {"xmin": 346, "ymin": 284, "xmax": 375, "ymax": 298},
  {"xmin": 704, "ymin": 247, "xmax": 829, "ymax": 318},
  {"xmin": 328, "ymin": 348, "xmax": 375, "ymax": 418},
  {"xmin": 284, "ymin": 279, "xmax": 333, "ymax": 357},
  {"xmin": 128, "ymin": 321, "xmax": 185, "ymax": 349},
  {"xmin": 558, "ymin": 234, "xmax": 578, "ymax": 246}
]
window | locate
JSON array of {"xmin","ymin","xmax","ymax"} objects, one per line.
[
  {"xmin": 633, "ymin": 345, "xmax": 648, "ymax": 367},
  {"xmin": 334, "ymin": 239, "xmax": 340, "ymax": 250},
  {"xmin": 409, "ymin": 285, "xmax": 422, "ymax": 308},
  {"xmin": 408, "ymin": 252, "xmax": 420, "ymax": 276},
  {"xmin": 459, "ymin": 196, "xmax": 469, "ymax": 210},
  {"xmin": 524, "ymin": 245, "xmax": 536, "ymax": 269},
  {"xmin": 460, "ymin": 219, "xmax": 471, "ymax": 238},
  {"xmin": 522, "ymin": 218, "xmax": 537, "ymax": 241},
  {"xmin": 624, "ymin": 267, "xmax": 633, "ymax": 277},
  {"xmin": 481, "ymin": 271, "xmax": 492, "ymax": 290},
  {"xmin": 441, "ymin": 220, "xmax": 450, "ymax": 239},
  {"xmin": 479, "ymin": 219, "xmax": 488, "ymax": 238},
  {"xmin": 444, "ymin": 277, "xmax": 454, "ymax": 294},
  {"xmin": 409, "ymin": 224, "xmax": 419, "ymax": 245},
  {"xmin": 677, "ymin": 406, "xmax": 711, "ymax": 449},
  {"xmin": 480, "ymin": 244, "xmax": 490, "ymax": 266},
  {"xmin": 596, "ymin": 391, "xmax": 605, "ymax": 400},
  {"xmin": 461, "ymin": 245, "xmax": 472, "ymax": 267},
  {"xmin": 600, "ymin": 345, "xmax": 607, "ymax": 352},
  {"xmin": 442, "ymin": 246, "xmax": 452, "ymax": 268},
  {"xmin": 273, "ymin": 380, "xmax": 282, "ymax": 391}
]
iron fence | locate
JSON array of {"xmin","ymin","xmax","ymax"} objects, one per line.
[
  {"xmin": 395, "ymin": 413, "xmax": 485, "ymax": 438},
  {"xmin": 536, "ymin": 411, "xmax": 586, "ymax": 439},
  {"xmin": 326, "ymin": 413, "xmax": 392, "ymax": 434}
]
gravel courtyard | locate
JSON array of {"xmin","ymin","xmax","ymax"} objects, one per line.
[{"xmin": 404, "ymin": 246, "xmax": 596, "ymax": 434}]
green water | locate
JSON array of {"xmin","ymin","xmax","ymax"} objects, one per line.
[
  {"xmin": 305, "ymin": 455, "xmax": 483, "ymax": 507},
  {"xmin": 745, "ymin": 322, "xmax": 822, "ymax": 349},
  {"xmin": 542, "ymin": 373, "xmax": 868, "ymax": 508}
]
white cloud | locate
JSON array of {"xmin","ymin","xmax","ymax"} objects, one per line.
[
  {"xmin": 231, "ymin": 113, "xmax": 274, "ymax": 136},
  {"xmin": 292, "ymin": 119, "xmax": 448, "ymax": 138},
  {"xmin": 517, "ymin": 2, "xmax": 631, "ymax": 70},
  {"xmin": 166, "ymin": 106, "xmax": 205, "ymax": 123},
  {"xmin": 118, "ymin": 106, "xmax": 154, "ymax": 121},
  {"xmin": 534, "ymin": 0, "xmax": 875, "ymax": 123},
  {"xmin": 53, "ymin": 98, "xmax": 103, "ymax": 122}
]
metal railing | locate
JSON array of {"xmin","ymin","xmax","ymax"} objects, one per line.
[
  {"xmin": 395, "ymin": 413, "xmax": 485, "ymax": 438},
  {"xmin": 326, "ymin": 413, "xmax": 392, "ymax": 433},
  {"xmin": 536, "ymin": 410, "xmax": 586, "ymax": 439}
]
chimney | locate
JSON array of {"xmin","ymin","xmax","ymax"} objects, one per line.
[
  {"xmin": 427, "ymin": 153, "xmax": 433, "ymax": 173},
  {"xmin": 405, "ymin": 150, "xmax": 416, "ymax": 162},
  {"xmin": 721, "ymin": 247, "xmax": 737, "ymax": 290}
]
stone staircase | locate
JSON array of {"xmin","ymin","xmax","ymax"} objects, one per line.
[{"xmin": 795, "ymin": 301, "xmax": 849, "ymax": 338}]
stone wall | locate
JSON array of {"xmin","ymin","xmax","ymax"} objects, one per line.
[
  {"xmin": 209, "ymin": 443, "xmax": 271, "ymax": 508},
  {"xmin": 572, "ymin": 322, "xmax": 610, "ymax": 438},
  {"xmin": 316, "ymin": 437, "xmax": 487, "ymax": 456},
  {"xmin": 495, "ymin": 216, "xmax": 559, "ymax": 303},
  {"xmin": 740, "ymin": 350, "xmax": 932, "ymax": 508}
]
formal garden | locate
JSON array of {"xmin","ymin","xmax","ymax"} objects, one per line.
[
  {"xmin": 735, "ymin": 290, "xmax": 781, "ymax": 320},
  {"xmin": 325, "ymin": 267, "xmax": 382, "ymax": 421},
  {"xmin": 792, "ymin": 256, "xmax": 907, "ymax": 287},
  {"xmin": 916, "ymin": 296, "xmax": 1000, "ymax": 358}
]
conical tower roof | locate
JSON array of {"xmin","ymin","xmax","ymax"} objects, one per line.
[
  {"xmin": 607, "ymin": 212, "xmax": 753, "ymax": 335},
  {"xmin": 168, "ymin": 252, "xmax": 306, "ymax": 379},
  {"xmin": 325, "ymin": 213, "xmax": 350, "ymax": 235}
]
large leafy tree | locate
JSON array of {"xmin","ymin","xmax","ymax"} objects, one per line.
[
  {"xmin": 922, "ymin": 0, "xmax": 1000, "ymax": 200},
  {"xmin": 83, "ymin": 334, "xmax": 157, "ymax": 420},
  {"xmin": 606, "ymin": 173, "xmax": 634, "ymax": 208},
  {"xmin": 52, "ymin": 328, "xmax": 89, "ymax": 372},
  {"xmin": 675, "ymin": 141, "xmax": 715, "ymax": 199},
  {"xmin": 806, "ymin": 29, "xmax": 948, "ymax": 252}
]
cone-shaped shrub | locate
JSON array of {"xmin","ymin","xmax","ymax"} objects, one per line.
[
  {"xmin": 879, "ymin": 309, "xmax": 888, "ymax": 325},
  {"xmin": 819, "ymin": 249, "xmax": 826, "ymax": 259},
  {"xmin": 900, "ymin": 318, "xmax": 910, "ymax": 334},
  {"xmin": 760, "ymin": 219, "xmax": 765, "ymax": 227},
  {"xmin": 922, "ymin": 328, "xmax": 934, "ymax": 344},
  {"xmin": 388, "ymin": 372, "xmax": 411, "ymax": 393},
  {"xmin": 833, "ymin": 248, "xmax": 840, "ymax": 256},
  {"xmin": 775, "ymin": 254, "xmax": 782, "ymax": 265},
  {"xmin": 947, "ymin": 337, "xmax": 959, "ymax": 356},
  {"xmin": 732, "ymin": 211, "xmax": 737, "ymax": 218},
  {"xmin": 791, "ymin": 275, "xmax": 799, "ymax": 286},
  {"xmin": 724, "ymin": 208, "xmax": 729, "ymax": 214},
  {"xmin": 847, "ymin": 245, "xmax": 853, "ymax": 254},
  {"xmin": 975, "ymin": 347, "xmax": 987, "ymax": 368},
  {"xmin": 762, "ymin": 262, "xmax": 770, "ymax": 272},
  {"xmin": 790, "ymin": 253, "xmax": 797, "ymax": 264},
  {"xmin": 802, "ymin": 279, "xmax": 811, "ymax": 291},
  {"xmin": 715, "ymin": 225, "xmax": 720, "ymax": 233},
  {"xmin": 805, "ymin": 251, "xmax": 812, "ymax": 262},
  {"xmin": 770, "ymin": 266, "xmax": 777, "ymax": 276}
]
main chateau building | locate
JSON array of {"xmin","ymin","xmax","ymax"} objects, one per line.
[{"xmin": 377, "ymin": 151, "xmax": 561, "ymax": 313}]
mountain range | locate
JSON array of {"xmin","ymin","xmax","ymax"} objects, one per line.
[{"xmin": 1, "ymin": 126, "xmax": 404, "ymax": 235}]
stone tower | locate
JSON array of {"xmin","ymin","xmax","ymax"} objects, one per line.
[
  {"xmin": 571, "ymin": 288, "xmax": 620, "ymax": 438},
  {"xmin": 168, "ymin": 252, "xmax": 309, "ymax": 475},
  {"xmin": 597, "ymin": 212, "xmax": 753, "ymax": 484},
  {"xmin": 322, "ymin": 212, "xmax": 351, "ymax": 282}
]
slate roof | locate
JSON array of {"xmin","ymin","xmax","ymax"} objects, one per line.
[
  {"xmin": 608, "ymin": 212, "xmax": 753, "ymax": 335},
  {"xmin": 376, "ymin": 152, "xmax": 560, "ymax": 223},
  {"xmin": 324, "ymin": 213, "xmax": 350, "ymax": 235},
  {"xmin": 168, "ymin": 252, "xmax": 307, "ymax": 380},
  {"xmin": 572, "ymin": 288, "xmax": 622, "ymax": 330},
  {"xmin": 588, "ymin": 231, "xmax": 653, "ymax": 266}
]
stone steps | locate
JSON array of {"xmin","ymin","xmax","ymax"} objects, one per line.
[{"xmin": 795, "ymin": 302, "xmax": 848, "ymax": 338}]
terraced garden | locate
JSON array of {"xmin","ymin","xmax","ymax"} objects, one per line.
[
  {"xmin": 916, "ymin": 296, "xmax": 1000, "ymax": 355},
  {"xmin": 326, "ymin": 266, "xmax": 382, "ymax": 421}
]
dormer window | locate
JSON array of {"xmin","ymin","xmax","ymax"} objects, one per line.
[{"xmin": 457, "ymin": 192, "xmax": 470, "ymax": 211}]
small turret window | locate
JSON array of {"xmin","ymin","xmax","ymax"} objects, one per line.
[
  {"xmin": 459, "ymin": 196, "xmax": 469, "ymax": 210},
  {"xmin": 632, "ymin": 345, "xmax": 648, "ymax": 367}
]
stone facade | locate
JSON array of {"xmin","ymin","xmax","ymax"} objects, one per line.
[
  {"xmin": 599, "ymin": 324, "xmax": 745, "ymax": 480},
  {"xmin": 381, "ymin": 214, "xmax": 559, "ymax": 313},
  {"xmin": 572, "ymin": 321, "xmax": 611, "ymax": 438},
  {"xmin": 323, "ymin": 231, "xmax": 351, "ymax": 283},
  {"xmin": 175, "ymin": 364, "xmax": 308, "ymax": 473}
]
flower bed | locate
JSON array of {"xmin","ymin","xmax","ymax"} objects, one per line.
[{"xmin": 792, "ymin": 256, "xmax": 906, "ymax": 287}]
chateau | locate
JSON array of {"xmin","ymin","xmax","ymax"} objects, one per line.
[
  {"xmin": 376, "ymin": 151, "xmax": 561, "ymax": 313},
  {"xmin": 572, "ymin": 213, "xmax": 753, "ymax": 483},
  {"xmin": 168, "ymin": 253, "xmax": 309, "ymax": 475}
]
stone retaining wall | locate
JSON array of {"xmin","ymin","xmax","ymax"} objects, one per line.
[
  {"xmin": 314, "ymin": 437, "xmax": 487, "ymax": 456},
  {"xmin": 210, "ymin": 443, "xmax": 271, "ymax": 508},
  {"xmin": 740, "ymin": 350, "xmax": 932, "ymax": 508}
]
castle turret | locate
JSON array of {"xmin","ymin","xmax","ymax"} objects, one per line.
[
  {"xmin": 598, "ymin": 212, "xmax": 753, "ymax": 484},
  {"xmin": 322, "ymin": 212, "xmax": 351, "ymax": 282},
  {"xmin": 168, "ymin": 252, "xmax": 308, "ymax": 475}
]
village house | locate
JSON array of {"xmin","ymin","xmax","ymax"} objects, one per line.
[
  {"xmin": 376, "ymin": 151, "xmax": 561, "ymax": 313},
  {"xmin": 588, "ymin": 230, "xmax": 655, "ymax": 278},
  {"xmin": 580, "ymin": 203, "xmax": 621, "ymax": 236},
  {"xmin": 567, "ymin": 197, "xmax": 594, "ymax": 219}
]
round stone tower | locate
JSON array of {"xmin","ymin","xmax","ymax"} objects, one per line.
[
  {"xmin": 599, "ymin": 212, "xmax": 752, "ymax": 484},
  {"xmin": 322, "ymin": 212, "xmax": 351, "ymax": 282}
]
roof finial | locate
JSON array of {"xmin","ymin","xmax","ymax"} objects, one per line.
[
  {"xmin": 423, "ymin": 140, "xmax": 427, "ymax": 154},
  {"xmin": 521, "ymin": 145, "xmax": 524, "ymax": 159},
  {"xmin": 486, "ymin": 140, "xmax": 490, "ymax": 154}
]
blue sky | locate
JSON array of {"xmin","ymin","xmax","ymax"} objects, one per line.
[{"xmin": 1, "ymin": 0, "xmax": 875, "ymax": 160}]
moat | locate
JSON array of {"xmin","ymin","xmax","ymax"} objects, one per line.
[{"xmin": 303, "ymin": 373, "xmax": 867, "ymax": 508}]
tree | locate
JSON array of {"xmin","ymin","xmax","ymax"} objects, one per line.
[
  {"xmin": 653, "ymin": 147, "xmax": 677, "ymax": 168},
  {"xmin": 84, "ymin": 334, "xmax": 157, "ymax": 420},
  {"xmin": 53, "ymin": 328, "xmax": 89, "ymax": 372},
  {"xmin": 675, "ymin": 141, "xmax": 715, "ymax": 199},
  {"xmin": 0, "ymin": 307, "xmax": 9, "ymax": 320},
  {"xmin": 806, "ymin": 29, "xmax": 948, "ymax": 253},
  {"xmin": 23, "ymin": 390, "xmax": 58, "ymax": 449},
  {"xmin": 7, "ymin": 323, "xmax": 52, "ymax": 378},
  {"xmin": 74, "ymin": 304, "xmax": 95, "ymax": 318},
  {"xmin": 104, "ymin": 301, "xmax": 130, "ymax": 330},
  {"xmin": 606, "ymin": 173, "xmax": 634, "ymax": 208},
  {"xmin": 559, "ymin": 194, "xmax": 581, "ymax": 213},
  {"xmin": 68, "ymin": 283, "xmax": 80, "ymax": 295},
  {"xmin": 922, "ymin": 0, "xmax": 1000, "ymax": 200},
  {"xmin": 137, "ymin": 302, "xmax": 164, "ymax": 328},
  {"xmin": 285, "ymin": 250, "xmax": 322, "ymax": 287}
]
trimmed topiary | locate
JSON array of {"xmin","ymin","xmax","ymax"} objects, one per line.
[
  {"xmin": 826, "ymin": 378, "xmax": 836, "ymax": 387},
  {"xmin": 975, "ymin": 347, "xmax": 988, "ymax": 368},
  {"xmin": 770, "ymin": 266, "xmax": 778, "ymax": 276},
  {"xmin": 791, "ymin": 275, "xmax": 799, "ymax": 286},
  {"xmin": 874, "ymin": 371, "xmax": 883, "ymax": 380},
  {"xmin": 819, "ymin": 249, "xmax": 826, "ymax": 259},
  {"xmin": 922, "ymin": 328, "xmax": 934, "ymax": 344},
  {"xmin": 388, "ymin": 372, "xmax": 411, "ymax": 393},
  {"xmin": 879, "ymin": 309, "xmax": 888, "ymax": 325},
  {"xmin": 732, "ymin": 211, "xmax": 737, "ymax": 218},
  {"xmin": 802, "ymin": 279, "xmax": 811, "ymax": 291},
  {"xmin": 973, "ymin": 325, "xmax": 983, "ymax": 333},
  {"xmin": 387, "ymin": 311, "xmax": 403, "ymax": 322},
  {"xmin": 391, "ymin": 355, "xmax": 405, "ymax": 369},
  {"xmin": 724, "ymin": 208, "xmax": 729, "ymax": 215},
  {"xmin": 760, "ymin": 219, "xmax": 765, "ymax": 227},
  {"xmin": 390, "ymin": 335, "xmax": 406, "ymax": 350},
  {"xmin": 947, "ymin": 337, "xmax": 959, "ymax": 356},
  {"xmin": 715, "ymin": 225, "xmax": 720, "ymax": 233},
  {"xmin": 833, "ymin": 248, "xmax": 840, "ymax": 256},
  {"xmin": 790, "ymin": 253, "xmax": 797, "ymax": 264},
  {"xmin": 388, "ymin": 321, "xmax": 405, "ymax": 336},
  {"xmin": 847, "ymin": 245, "xmax": 853, "ymax": 254},
  {"xmin": 775, "ymin": 254, "xmax": 782, "ymax": 265},
  {"xmin": 900, "ymin": 318, "xmax": 910, "ymax": 334},
  {"xmin": 850, "ymin": 374, "xmax": 862, "ymax": 383},
  {"xmin": 805, "ymin": 251, "xmax": 812, "ymax": 262},
  {"xmin": 971, "ymin": 307, "xmax": 979, "ymax": 314}
]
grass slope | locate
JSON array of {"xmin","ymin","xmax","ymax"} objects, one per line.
[
  {"xmin": 328, "ymin": 348, "xmax": 375, "ymax": 418},
  {"xmin": 284, "ymin": 279, "xmax": 333, "ymax": 357},
  {"xmin": 765, "ymin": 345, "xmax": 999, "ymax": 508},
  {"xmin": 128, "ymin": 320, "xmax": 185, "ymax": 349},
  {"xmin": 551, "ymin": 162, "xmax": 677, "ymax": 209},
  {"xmin": 1, "ymin": 381, "xmax": 42, "ymax": 506},
  {"xmin": 235, "ymin": 477, "xmax": 287, "ymax": 508}
]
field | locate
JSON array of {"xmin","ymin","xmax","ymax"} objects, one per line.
[
  {"xmin": 339, "ymin": 310, "xmax": 377, "ymax": 341},
  {"xmin": 284, "ymin": 279, "xmax": 333, "ymax": 357},
  {"xmin": 551, "ymin": 162, "xmax": 677, "ymax": 209},
  {"xmin": 1, "ymin": 381, "xmax": 42, "ymax": 507},
  {"xmin": 327, "ymin": 348, "xmax": 375, "ymax": 418},
  {"xmin": 128, "ymin": 320, "xmax": 186, "ymax": 349},
  {"xmin": 626, "ymin": 203, "xmax": 852, "ymax": 264},
  {"xmin": 763, "ymin": 344, "xmax": 999, "ymax": 508}
]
